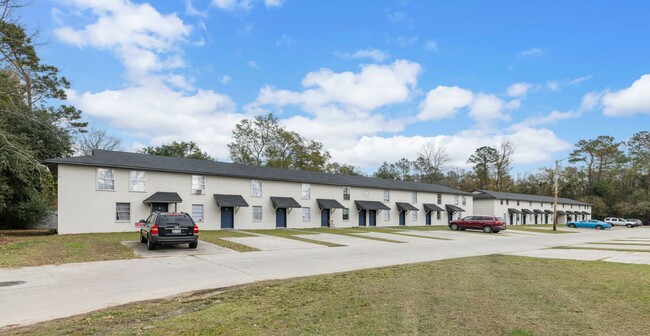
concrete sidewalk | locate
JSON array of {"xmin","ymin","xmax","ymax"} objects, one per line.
[{"xmin": 1, "ymin": 228, "xmax": 650, "ymax": 330}]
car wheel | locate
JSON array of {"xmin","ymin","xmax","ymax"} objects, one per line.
[
  {"xmin": 483, "ymin": 225, "xmax": 493, "ymax": 233},
  {"xmin": 147, "ymin": 236, "xmax": 157, "ymax": 250},
  {"xmin": 595, "ymin": 225, "xmax": 604, "ymax": 230},
  {"xmin": 189, "ymin": 241, "xmax": 198, "ymax": 249},
  {"xmin": 450, "ymin": 223, "xmax": 459, "ymax": 231},
  {"xmin": 493, "ymin": 230, "xmax": 500, "ymax": 233},
  {"xmin": 140, "ymin": 232, "xmax": 147, "ymax": 243},
  {"xmin": 626, "ymin": 224, "xmax": 633, "ymax": 228},
  {"xmin": 568, "ymin": 224, "xmax": 576, "ymax": 228}
]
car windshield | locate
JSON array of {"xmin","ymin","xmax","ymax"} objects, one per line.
[
  {"xmin": 158, "ymin": 214, "xmax": 193, "ymax": 226},
  {"xmin": 496, "ymin": 217, "xmax": 505, "ymax": 222}
]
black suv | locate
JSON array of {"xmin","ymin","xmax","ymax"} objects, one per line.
[{"xmin": 139, "ymin": 212, "xmax": 199, "ymax": 250}]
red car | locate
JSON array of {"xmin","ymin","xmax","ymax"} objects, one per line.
[{"xmin": 448, "ymin": 215, "xmax": 506, "ymax": 233}]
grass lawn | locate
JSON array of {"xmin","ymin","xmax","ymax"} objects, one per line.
[
  {"xmin": 199, "ymin": 230, "xmax": 260, "ymax": 252},
  {"xmin": 8, "ymin": 255, "xmax": 650, "ymax": 335},
  {"xmin": 297, "ymin": 227, "xmax": 405, "ymax": 243},
  {"xmin": 0, "ymin": 232, "xmax": 137, "ymax": 268},
  {"xmin": 246, "ymin": 229, "xmax": 344, "ymax": 247}
]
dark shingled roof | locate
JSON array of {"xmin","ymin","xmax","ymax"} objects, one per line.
[
  {"xmin": 508, "ymin": 208, "xmax": 522, "ymax": 214},
  {"xmin": 46, "ymin": 150, "xmax": 471, "ymax": 195},
  {"xmin": 565, "ymin": 210, "xmax": 575, "ymax": 214},
  {"xmin": 213, "ymin": 194, "xmax": 249, "ymax": 207},
  {"xmin": 472, "ymin": 190, "xmax": 590, "ymax": 206},
  {"xmin": 556, "ymin": 210, "xmax": 567, "ymax": 215},
  {"xmin": 396, "ymin": 202, "xmax": 419, "ymax": 212},
  {"xmin": 423, "ymin": 203, "xmax": 444, "ymax": 212},
  {"xmin": 316, "ymin": 199, "xmax": 345, "ymax": 209},
  {"xmin": 446, "ymin": 204, "xmax": 465, "ymax": 213},
  {"xmin": 521, "ymin": 209, "xmax": 534, "ymax": 214},
  {"xmin": 142, "ymin": 192, "xmax": 182, "ymax": 204},
  {"xmin": 544, "ymin": 210, "xmax": 554, "ymax": 214},
  {"xmin": 355, "ymin": 201, "xmax": 391, "ymax": 211},
  {"xmin": 270, "ymin": 197, "xmax": 302, "ymax": 208}
]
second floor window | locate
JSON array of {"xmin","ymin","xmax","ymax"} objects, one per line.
[
  {"xmin": 251, "ymin": 179, "xmax": 262, "ymax": 197},
  {"xmin": 454, "ymin": 195, "xmax": 459, "ymax": 205},
  {"xmin": 129, "ymin": 171, "xmax": 146, "ymax": 192},
  {"xmin": 462, "ymin": 196, "xmax": 467, "ymax": 206},
  {"xmin": 192, "ymin": 175, "xmax": 205, "ymax": 195},
  {"xmin": 384, "ymin": 190, "xmax": 390, "ymax": 202},
  {"xmin": 301, "ymin": 183, "xmax": 310, "ymax": 199},
  {"xmin": 97, "ymin": 168, "xmax": 115, "ymax": 190},
  {"xmin": 412, "ymin": 192, "xmax": 417, "ymax": 204},
  {"xmin": 343, "ymin": 187, "xmax": 350, "ymax": 200},
  {"xmin": 437, "ymin": 194, "xmax": 442, "ymax": 204}
]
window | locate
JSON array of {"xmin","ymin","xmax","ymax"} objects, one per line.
[
  {"xmin": 343, "ymin": 187, "xmax": 351, "ymax": 200},
  {"xmin": 506, "ymin": 200, "xmax": 510, "ymax": 205},
  {"xmin": 251, "ymin": 179, "xmax": 262, "ymax": 197},
  {"xmin": 192, "ymin": 204, "xmax": 204, "ymax": 222},
  {"xmin": 500, "ymin": 199, "xmax": 503, "ymax": 205},
  {"xmin": 570, "ymin": 204, "xmax": 573, "ymax": 209},
  {"xmin": 516, "ymin": 200, "xmax": 520, "ymax": 206},
  {"xmin": 562, "ymin": 204, "xmax": 565, "ymax": 208},
  {"xmin": 301, "ymin": 183, "xmax": 310, "ymax": 199},
  {"xmin": 454, "ymin": 195, "xmax": 459, "ymax": 205},
  {"xmin": 252, "ymin": 206, "xmax": 262, "ymax": 221},
  {"xmin": 529, "ymin": 201, "xmax": 532, "ymax": 206},
  {"xmin": 436, "ymin": 211, "xmax": 441, "ymax": 220},
  {"xmin": 384, "ymin": 210, "xmax": 390, "ymax": 221},
  {"xmin": 129, "ymin": 171, "xmax": 146, "ymax": 192},
  {"xmin": 437, "ymin": 194, "xmax": 442, "ymax": 204},
  {"xmin": 192, "ymin": 175, "xmax": 205, "ymax": 195},
  {"xmin": 302, "ymin": 207, "xmax": 311, "ymax": 222},
  {"xmin": 462, "ymin": 196, "xmax": 466, "ymax": 206},
  {"xmin": 540, "ymin": 202, "xmax": 543, "ymax": 207},
  {"xmin": 412, "ymin": 192, "xmax": 417, "ymax": 204},
  {"xmin": 383, "ymin": 190, "xmax": 390, "ymax": 202},
  {"xmin": 412, "ymin": 211, "xmax": 417, "ymax": 222},
  {"xmin": 363, "ymin": 190, "xmax": 369, "ymax": 197},
  {"xmin": 115, "ymin": 203, "xmax": 130, "ymax": 221},
  {"xmin": 343, "ymin": 208, "xmax": 349, "ymax": 221},
  {"xmin": 97, "ymin": 168, "xmax": 115, "ymax": 190}
]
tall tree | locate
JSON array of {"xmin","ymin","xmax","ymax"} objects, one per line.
[
  {"xmin": 627, "ymin": 131, "xmax": 650, "ymax": 192},
  {"xmin": 414, "ymin": 143, "xmax": 449, "ymax": 183},
  {"xmin": 467, "ymin": 146, "xmax": 498, "ymax": 189},
  {"xmin": 139, "ymin": 141, "xmax": 213, "ymax": 160},
  {"xmin": 569, "ymin": 136, "xmax": 623, "ymax": 191},
  {"xmin": 74, "ymin": 128, "xmax": 123, "ymax": 156},
  {"xmin": 494, "ymin": 140, "xmax": 515, "ymax": 191}
]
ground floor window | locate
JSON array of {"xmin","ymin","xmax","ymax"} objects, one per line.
[
  {"xmin": 116, "ymin": 203, "xmax": 130, "ymax": 221},
  {"xmin": 302, "ymin": 207, "xmax": 311, "ymax": 222},
  {"xmin": 384, "ymin": 210, "xmax": 390, "ymax": 221},
  {"xmin": 436, "ymin": 211, "xmax": 441, "ymax": 220},
  {"xmin": 192, "ymin": 204, "xmax": 204, "ymax": 222},
  {"xmin": 412, "ymin": 211, "xmax": 417, "ymax": 221},
  {"xmin": 252, "ymin": 206, "xmax": 262, "ymax": 221},
  {"xmin": 342, "ymin": 208, "xmax": 349, "ymax": 221}
]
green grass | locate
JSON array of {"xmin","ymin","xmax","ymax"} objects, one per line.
[
  {"xmin": 0, "ymin": 232, "xmax": 138, "ymax": 268},
  {"xmin": 8, "ymin": 255, "xmax": 650, "ymax": 335},
  {"xmin": 199, "ymin": 230, "xmax": 260, "ymax": 252},
  {"xmin": 246, "ymin": 229, "xmax": 344, "ymax": 247},
  {"xmin": 297, "ymin": 227, "xmax": 405, "ymax": 243},
  {"xmin": 553, "ymin": 246, "xmax": 650, "ymax": 253}
]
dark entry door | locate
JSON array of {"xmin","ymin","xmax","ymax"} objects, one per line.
[
  {"xmin": 544, "ymin": 215, "xmax": 549, "ymax": 224},
  {"xmin": 152, "ymin": 203, "xmax": 168, "ymax": 212},
  {"xmin": 425, "ymin": 211, "xmax": 431, "ymax": 225},
  {"xmin": 321, "ymin": 209, "xmax": 330, "ymax": 227},
  {"xmin": 522, "ymin": 215, "xmax": 527, "ymax": 225},
  {"xmin": 369, "ymin": 210, "xmax": 377, "ymax": 226},
  {"xmin": 399, "ymin": 211, "xmax": 406, "ymax": 226},
  {"xmin": 221, "ymin": 207, "xmax": 234, "ymax": 229},
  {"xmin": 509, "ymin": 213, "xmax": 514, "ymax": 225},
  {"xmin": 534, "ymin": 215, "xmax": 538, "ymax": 224},
  {"xmin": 276, "ymin": 208, "xmax": 286, "ymax": 228},
  {"xmin": 448, "ymin": 212, "xmax": 453, "ymax": 223},
  {"xmin": 359, "ymin": 210, "xmax": 366, "ymax": 226}
]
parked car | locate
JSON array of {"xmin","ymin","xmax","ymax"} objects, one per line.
[
  {"xmin": 604, "ymin": 217, "xmax": 639, "ymax": 228},
  {"xmin": 448, "ymin": 215, "xmax": 506, "ymax": 233},
  {"xmin": 625, "ymin": 219, "xmax": 643, "ymax": 227},
  {"xmin": 139, "ymin": 212, "xmax": 199, "ymax": 250},
  {"xmin": 567, "ymin": 219, "xmax": 611, "ymax": 230}
]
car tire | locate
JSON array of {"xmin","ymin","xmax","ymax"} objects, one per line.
[
  {"xmin": 493, "ymin": 230, "xmax": 500, "ymax": 233},
  {"xmin": 595, "ymin": 225, "xmax": 604, "ymax": 230},
  {"xmin": 483, "ymin": 225, "xmax": 493, "ymax": 233},
  {"xmin": 568, "ymin": 224, "xmax": 576, "ymax": 228},
  {"xmin": 450, "ymin": 223, "xmax": 459, "ymax": 231},
  {"xmin": 147, "ymin": 236, "xmax": 157, "ymax": 250},
  {"xmin": 140, "ymin": 233, "xmax": 147, "ymax": 243},
  {"xmin": 189, "ymin": 241, "xmax": 198, "ymax": 249},
  {"xmin": 626, "ymin": 224, "xmax": 633, "ymax": 228}
]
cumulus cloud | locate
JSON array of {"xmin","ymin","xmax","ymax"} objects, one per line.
[
  {"xmin": 264, "ymin": 0, "xmax": 284, "ymax": 7},
  {"xmin": 507, "ymin": 82, "xmax": 533, "ymax": 97},
  {"xmin": 469, "ymin": 94, "xmax": 519, "ymax": 124},
  {"xmin": 275, "ymin": 34, "xmax": 296, "ymax": 46},
  {"xmin": 602, "ymin": 74, "xmax": 650, "ymax": 116},
  {"xmin": 335, "ymin": 48, "xmax": 390, "ymax": 63},
  {"xmin": 418, "ymin": 86, "xmax": 474, "ymax": 121},
  {"xmin": 519, "ymin": 47, "xmax": 544, "ymax": 57},
  {"xmin": 211, "ymin": 0, "xmax": 253, "ymax": 11},
  {"xmin": 424, "ymin": 39, "xmax": 438, "ymax": 51}
]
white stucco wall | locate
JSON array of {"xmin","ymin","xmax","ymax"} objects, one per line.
[
  {"xmin": 472, "ymin": 198, "xmax": 591, "ymax": 225},
  {"xmin": 56, "ymin": 164, "xmax": 473, "ymax": 234}
]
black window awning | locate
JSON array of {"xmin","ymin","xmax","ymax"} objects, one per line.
[
  {"xmin": 565, "ymin": 210, "xmax": 575, "ymax": 214},
  {"xmin": 423, "ymin": 203, "xmax": 445, "ymax": 212},
  {"xmin": 316, "ymin": 199, "xmax": 345, "ymax": 209},
  {"xmin": 396, "ymin": 202, "xmax": 419, "ymax": 212},
  {"xmin": 508, "ymin": 208, "xmax": 522, "ymax": 214},
  {"xmin": 446, "ymin": 204, "xmax": 465, "ymax": 213},
  {"xmin": 533, "ymin": 209, "xmax": 544, "ymax": 214},
  {"xmin": 556, "ymin": 210, "xmax": 567, "ymax": 215},
  {"xmin": 355, "ymin": 200, "xmax": 391, "ymax": 211},
  {"xmin": 521, "ymin": 209, "xmax": 534, "ymax": 214},
  {"xmin": 582, "ymin": 211, "xmax": 590, "ymax": 215},
  {"xmin": 544, "ymin": 210, "xmax": 554, "ymax": 214},
  {"xmin": 270, "ymin": 197, "xmax": 302, "ymax": 209},
  {"xmin": 143, "ymin": 192, "xmax": 182, "ymax": 204},
  {"xmin": 213, "ymin": 194, "xmax": 249, "ymax": 207}
]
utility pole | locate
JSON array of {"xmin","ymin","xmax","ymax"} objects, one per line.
[{"xmin": 553, "ymin": 160, "xmax": 559, "ymax": 231}]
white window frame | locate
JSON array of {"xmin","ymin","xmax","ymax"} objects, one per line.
[
  {"xmin": 412, "ymin": 211, "xmax": 417, "ymax": 222},
  {"xmin": 454, "ymin": 195, "xmax": 459, "ymax": 205},
  {"xmin": 384, "ymin": 190, "xmax": 390, "ymax": 202},
  {"xmin": 412, "ymin": 192, "xmax": 417, "ymax": 204},
  {"xmin": 436, "ymin": 211, "xmax": 441, "ymax": 220},
  {"xmin": 384, "ymin": 210, "xmax": 390, "ymax": 221},
  {"xmin": 115, "ymin": 202, "xmax": 130, "ymax": 221},
  {"xmin": 343, "ymin": 186, "xmax": 351, "ymax": 201},
  {"xmin": 129, "ymin": 170, "xmax": 146, "ymax": 192},
  {"xmin": 252, "ymin": 206, "xmax": 262, "ymax": 221},
  {"xmin": 342, "ymin": 208, "xmax": 350, "ymax": 221},
  {"xmin": 192, "ymin": 204, "xmax": 204, "ymax": 222},
  {"xmin": 97, "ymin": 168, "xmax": 115, "ymax": 190},
  {"xmin": 302, "ymin": 207, "xmax": 311, "ymax": 222},
  {"xmin": 251, "ymin": 179, "xmax": 262, "ymax": 197},
  {"xmin": 462, "ymin": 196, "xmax": 466, "ymax": 206},
  {"xmin": 363, "ymin": 190, "xmax": 369, "ymax": 197},
  {"xmin": 301, "ymin": 183, "xmax": 311, "ymax": 200},
  {"xmin": 192, "ymin": 175, "xmax": 205, "ymax": 195},
  {"xmin": 437, "ymin": 193, "xmax": 442, "ymax": 204}
]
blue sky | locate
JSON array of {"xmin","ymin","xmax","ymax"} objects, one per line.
[{"xmin": 24, "ymin": 0, "xmax": 650, "ymax": 173}]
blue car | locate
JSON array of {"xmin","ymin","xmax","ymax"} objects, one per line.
[{"xmin": 566, "ymin": 220, "xmax": 612, "ymax": 230}]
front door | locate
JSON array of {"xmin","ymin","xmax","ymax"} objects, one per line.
[
  {"xmin": 509, "ymin": 213, "xmax": 514, "ymax": 225},
  {"xmin": 522, "ymin": 214, "xmax": 527, "ymax": 225},
  {"xmin": 369, "ymin": 210, "xmax": 377, "ymax": 226},
  {"xmin": 276, "ymin": 208, "xmax": 286, "ymax": 228},
  {"xmin": 221, "ymin": 207, "xmax": 234, "ymax": 229},
  {"xmin": 448, "ymin": 212, "xmax": 453, "ymax": 223},
  {"xmin": 152, "ymin": 203, "xmax": 168, "ymax": 212},
  {"xmin": 321, "ymin": 209, "xmax": 330, "ymax": 227},
  {"xmin": 544, "ymin": 214, "xmax": 549, "ymax": 224},
  {"xmin": 359, "ymin": 210, "xmax": 366, "ymax": 226},
  {"xmin": 425, "ymin": 211, "xmax": 431, "ymax": 225},
  {"xmin": 534, "ymin": 215, "xmax": 538, "ymax": 224},
  {"xmin": 399, "ymin": 211, "xmax": 406, "ymax": 226}
]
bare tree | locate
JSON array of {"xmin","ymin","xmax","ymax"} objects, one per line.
[
  {"xmin": 75, "ymin": 128, "xmax": 123, "ymax": 156},
  {"xmin": 414, "ymin": 143, "xmax": 450, "ymax": 183},
  {"xmin": 494, "ymin": 139, "xmax": 515, "ymax": 191}
]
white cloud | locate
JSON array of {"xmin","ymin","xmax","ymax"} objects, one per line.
[
  {"xmin": 211, "ymin": 0, "xmax": 253, "ymax": 11},
  {"xmin": 393, "ymin": 36, "xmax": 418, "ymax": 47},
  {"xmin": 469, "ymin": 94, "xmax": 518, "ymax": 124},
  {"xmin": 185, "ymin": 0, "xmax": 207, "ymax": 17},
  {"xmin": 511, "ymin": 110, "xmax": 581, "ymax": 129},
  {"xmin": 507, "ymin": 82, "xmax": 532, "ymax": 97},
  {"xmin": 275, "ymin": 34, "xmax": 296, "ymax": 46},
  {"xmin": 335, "ymin": 48, "xmax": 389, "ymax": 63},
  {"xmin": 519, "ymin": 48, "xmax": 544, "ymax": 57},
  {"xmin": 418, "ymin": 86, "xmax": 474, "ymax": 121},
  {"xmin": 424, "ymin": 39, "xmax": 438, "ymax": 51},
  {"xmin": 264, "ymin": 0, "xmax": 284, "ymax": 7},
  {"xmin": 248, "ymin": 60, "xmax": 261, "ymax": 69},
  {"xmin": 220, "ymin": 75, "xmax": 232, "ymax": 85},
  {"xmin": 546, "ymin": 80, "xmax": 560, "ymax": 91},
  {"xmin": 569, "ymin": 75, "xmax": 593, "ymax": 85},
  {"xmin": 579, "ymin": 91, "xmax": 602, "ymax": 112},
  {"xmin": 602, "ymin": 74, "xmax": 650, "ymax": 116},
  {"xmin": 237, "ymin": 23, "xmax": 254, "ymax": 36},
  {"xmin": 387, "ymin": 11, "xmax": 407, "ymax": 23}
]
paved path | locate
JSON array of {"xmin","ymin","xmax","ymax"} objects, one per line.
[{"xmin": 1, "ymin": 228, "xmax": 650, "ymax": 329}]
